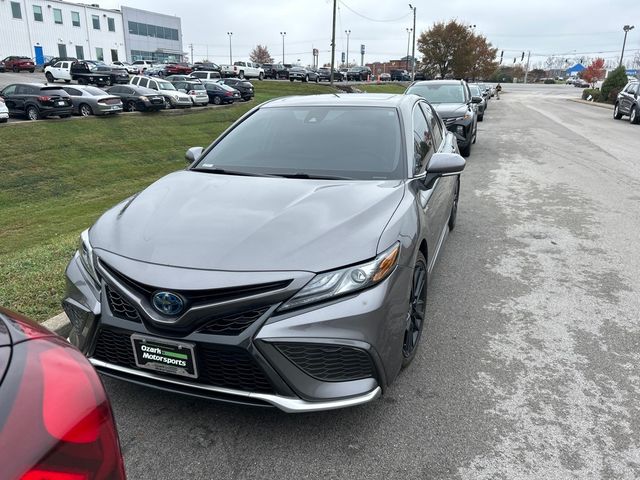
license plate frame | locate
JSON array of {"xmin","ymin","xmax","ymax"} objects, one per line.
[{"xmin": 131, "ymin": 334, "xmax": 198, "ymax": 379}]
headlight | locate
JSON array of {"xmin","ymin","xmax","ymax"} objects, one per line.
[
  {"xmin": 139, "ymin": 96, "xmax": 148, "ymax": 101},
  {"xmin": 279, "ymin": 242, "xmax": 400, "ymax": 311},
  {"xmin": 78, "ymin": 229, "xmax": 99, "ymax": 285}
]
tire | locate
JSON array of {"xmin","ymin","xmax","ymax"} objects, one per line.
[
  {"xmin": 13, "ymin": 66, "xmax": 19, "ymax": 73},
  {"xmin": 79, "ymin": 103, "xmax": 92, "ymax": 117},
  {"xmin": 59, "ymin": 114, "xmax": 71, "ymax": 118},
  {"xmin": 213, "ymin": 96, "xmax": 221, "ymax": 105},
  {"xmin": 613, "ymin": 103, "xmax": 623, "ymax": 120},
  {"xmin": 26, "ymin": 106, "xmax": 40, "ymax": 121},
  {"xmin": 258, "ymin": 72, "xmax": 264, "ymax": 81},
  {"xmin": 29, "ymin": 69, "xmax": 34, "ymax": 73},
  {"xmin": 478, "ymin": 113, "xmax": 484, "ymax": 122},
  {"xmin": 45, "ymin": 72, "xmax": 54, "ymax": 83},
  {"xmin": 315, "ymin": 76, "xmax": 319, "ymax": 83},
  {"xmin": 459, "ymin": 141, "xmax": 471, "ymax": 157},
  {"xmin": 64, "ymin": 79, "xmax": 70, "ymax": 83},
  {"xmin": 630, "ymin": 105, "xmax": 640, "ymax": 124},
  {"xmin": 105, "ymin": 78, "xmax": 112, "ymax": 86},
  {"xmin": 125, "ymin": 100, "xmax": 136, "ymax": 112},
  {"xmin": 303, "ymin": 75, "xmax": 309, "ymax": 83},
  {"xmin": 78, "ymin": 77, "xmax": 87, "ymax": 85},
  {"xmin": 402, "ymin": 251, "xmax": 427, "ymax": 368},
  {"xmin": 290, "ymin": 78, "xmax": 294, "ymax": 82},
  {"xmin": 238, "ymin": 71, "xmax": 245, "ymax": 79},
  {"xmin": 448, "ymin": 177, "xmax": 460, "ymax": 231}
]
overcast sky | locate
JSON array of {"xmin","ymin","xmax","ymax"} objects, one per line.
[{"xmin": 101, "ymin": 0, "xmax": 640, "ymax": 68}]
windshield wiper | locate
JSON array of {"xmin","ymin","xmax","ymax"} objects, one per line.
[
  {"xmin": 268, "ymin": 172, "xmax": 353, "ymax": 180},
  {"xmin": 195, "ymin": 167, "xmax": 271, "ymax": 177}
]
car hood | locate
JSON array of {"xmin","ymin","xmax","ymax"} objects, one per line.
[
  {"xmin": 90, "ymin": 171, "xmax": 405, "ymax": 273},
  {"xmin": 431, "ymin": 103, "xmax": 469, "ymax": 119}
]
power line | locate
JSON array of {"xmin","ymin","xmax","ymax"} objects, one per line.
[{"xmin": 338, "ymin": 0, "xmax": 411, "ymax": 23}]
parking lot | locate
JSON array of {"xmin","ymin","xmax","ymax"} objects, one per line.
[{"xmin": 47, "ymin": 84, "xmax": 632, "ymax": 479}]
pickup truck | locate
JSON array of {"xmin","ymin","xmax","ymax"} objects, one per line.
[
  {"xmin": 70, "ymin": 61, "xmax": 111, "ymax": 86},
  {"xmin": 221, "ymin": 62, "xmax": 264, "ymax": 80},
  {"xmin": 45, "ymin": 61, "xmax": 74, "ymax": 83}
]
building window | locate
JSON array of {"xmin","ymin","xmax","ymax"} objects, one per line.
[
  {"xmin": 75, "ymin": 45, "xmax": 84, "ymax": 60},
  {"xmin": 95, "ymin": 47, "xmax": 104, "ymax": 62},
  {"xmin": 107, "ymin": 17, "xmax": 116, "ymax": 32},
  {"xmin": 92, "ymin": 15, "xmax": 100, "ymax": 30},
  {"xmin": 53, "ymin": 8, "xmax": 63, "ymax": 24},
  {"xmin": 58, "ymin": 44, "xmax": 67, "ymax": 58},
  {"xmin": 128, "ymin": 21, "xmax": 179, "ymax": 41},
  {"xmin": 111, "ymin": 49, "xmax": 118, "ymax": 62},
  {"xmin": 33, "ymin": 5, "xmax": 43, "ymax": 22},
  {"xmin": 10, "ymin": 2, "xmax": 22, "ymax": 19},
  {"xmin": 71, "ymin": 11, "xmax": 80, "ymax": 27}
]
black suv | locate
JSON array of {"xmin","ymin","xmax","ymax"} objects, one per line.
[
  {"xmin": 390, "ymin": 69, "xmax": 411, "ymax": 81},
  {"xmin": 0, "ymin": 83, "xmax": 72, "ymax": 120},
  {"xmin": 346, "ymin": 66, "xmax": 372, "ymax": 81},
  {"xmin": 43, "ymin": 57, "xmax": 77, "ymax": 68},
  {"xmin": 405, "ymin": 79, "xmax": 482, "ymax": 157},
  {"xmin": 614, "ymin": 81, "xmax": 640, "ymax": 124},
  {"xmin": 317, "ymin": 68, "xmax": 343, "ymax": 82},
  {"xmin": 262, "ymin": 63, "xmax": 289, "ymax": 79}
]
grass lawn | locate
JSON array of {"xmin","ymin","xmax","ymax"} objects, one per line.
[{"xmin": 0, "ymin": 80, "xmax": 405, "ymax": 321}]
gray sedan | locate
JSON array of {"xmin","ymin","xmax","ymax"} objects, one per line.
[
  {"xmin": 61, "ymin": 85, "xmax": 123, "ymax": 116},
  {"xmin": 62, "ymin": 94, "xmax": 465, "ymax": 412}
]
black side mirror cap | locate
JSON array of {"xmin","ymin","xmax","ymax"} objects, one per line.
[
  {"xmin": 471, "ymin": 96, "xmax": 483, "ymax": 104},
  {"xmin": 426, "ymin": 152, "xmax": 466, "ymax": 176},
  {"xmin": 185, "ymin": 146, "xmax": 203, "ymax": 164}
]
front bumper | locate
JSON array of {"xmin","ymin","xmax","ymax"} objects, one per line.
[
  {"xmin": 63, "ymin": 251, "xmax": 410, "ymax": 412},
  {"xmin": 443, "ymin": 117, "xmax": 473, "ymax": 145}
]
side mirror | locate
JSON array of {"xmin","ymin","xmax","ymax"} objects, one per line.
[
  {"xmin": 426, "ymin": 152, "xmax": 466, "ymax": 177},
  {"xmin": 185, "ymin": 146, "xmax": 203, "ymax": 164},
  {"xmin": 471, "ymin": 96, "xmax": 483, "ymax": 104}
]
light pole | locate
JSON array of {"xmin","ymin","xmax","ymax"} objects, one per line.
[
  {"xmin": 227, "ymin": 32, "xmax": 233, "ymax": 64},
  {"xmin": 280, "ymin": 31, "xmax": 286, "ymax": 64},
  {"xmin": 405, "ymin": 28, "xmax": 412, "ymax": 71},
  {"xmin": 408, "ymin": 4, "xmax": 416, "ymax": 80},
  {"xmin": 620, "ymin": 25, "xmax": 635, "ymax": 67},
  {"xmin": 345, "ymin": 29, "xmax": 351, "ymax": 68}
]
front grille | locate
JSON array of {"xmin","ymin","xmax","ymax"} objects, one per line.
[
  {"xmin": 105, "ymin": 286, "xmax": 142, "ymax": 323},
  {"xmin": 92, "ymin": 328, "xmax": 274, "ymax": 393},
  {"xmin": 197, "ymin": 307, "xmax": 269, "ymax": 336},
  {"xmin": 275, "ymin": 343, "xmax": 375, "ymax": 382},
  {"xmin": 444, "ymin": 117, "xmax": 456, "ymax": 126}
]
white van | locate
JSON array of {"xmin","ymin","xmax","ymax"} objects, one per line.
[{"xmin": 129, "ymin": 75, "xmax": 192, "ymax": 108}]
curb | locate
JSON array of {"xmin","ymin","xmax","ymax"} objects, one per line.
[
  {"xmin": 43, "ymin": 312, "xmax": 72, "ymax": 337},
  {"xmin": 568, "ymin": 98, "xmax": 614, "ymax": 110}
]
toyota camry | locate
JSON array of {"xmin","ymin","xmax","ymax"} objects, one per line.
[{"xmin": 63, "ymin": 93, "xmax": 465, "ymax": 412}]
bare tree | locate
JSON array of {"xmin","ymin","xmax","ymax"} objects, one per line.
[{"xmin": 249, "ymin": 45, "xmax": 273, "ymax": 64}]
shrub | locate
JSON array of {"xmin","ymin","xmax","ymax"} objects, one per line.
[
  {"xmin": 543, "ymin": 79, "xmax": 555, "ymax": 84},
  {"xmin": 601, "ymin": 66, "xmax": 628, "ymax": 104},
  {"xmin": 582, "ymin": 88, "xmax": 602, "ymax": 102}
]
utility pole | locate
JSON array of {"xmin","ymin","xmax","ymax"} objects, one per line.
[
  {"xmin": 345, "ymin": 30, "xmax": 351, "ymax": 68},
  {"xmin": 189, "ymin": 43, "xmax": 194, "ymax": 63},
  {"xmin": 227, "ymin": 32, "xmax": 233, "ymax": 64},
  {"xmin": 406, "ymin": 28, "xmax": 412, "ymax": 71},
  {"xmin": 620, "ymin": 25, "xmax": 635, "ymax": 67},
  {"xmin": 409, "ymin": 4, "xmax": 416, "ymax": 80},
  {"xmin": 330, "ymin": 0, "xmax": 337, "ymax": 85},
  {"xmin": 523, "ymin": 50, "xmax": 531, "ymax": 83},
  {"xmin": 280, "ymin": 31, "xmax": 287, "ymax": 64}
]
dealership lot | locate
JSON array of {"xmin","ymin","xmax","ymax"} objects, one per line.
[{"xmin": 55, "ymin": 85, "xmax": 635, "ymax": 479}]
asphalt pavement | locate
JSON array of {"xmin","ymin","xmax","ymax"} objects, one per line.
[{"xmin": 88, "ymin": 84, "xmax": 640, "ymax": 480}]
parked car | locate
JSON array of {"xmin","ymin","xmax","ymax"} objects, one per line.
[
  {"xmin": 111, "ymin": 61, "xmax": 138, "ymax": 74},
  {"xmin": 70, "ymin": 61, "xmax": 111, "ymax": 86},
  {"xmin": 0, "ymin": 83, "xmax": 72, "ymax": 120},
  {"xmin": 170, "ymin": 80, "xmax": 209, "ymax": 106},
  {"xmin": 165, "ymin": 63, "xmax": 192, "ymax": 75},
  {"xmin": 43, "ymin": 56, "xmax": 77, "ymax": 68},
  {"xmin": 165, "ymin": 74, "xmax": 200, "ymax": 83},
  {"xmin": 288, "ymin": 66, "xmax": 318, "ymax": 83},
  {"xmin": 0, "ymin": 308, "xmax": 126, "ymax": 480},
  {"xmin": 217, "ymin": 78, "xmax": 254, "ymax": 101},
  {"xmin": 0, "ymin": 98, "xmax": 8, "ymax": 123},
  {"xmin": 413, "ymin": 72, "xmax": 427, "ymax": 81},
  {"xmin": 191, "ymin": 70, "xmax": 221, "ymax": 82},
  {"xmin": 203, "ymin": 82, "xmax": 241, "ymax": 104},
  {"xmin": 92, "ymin": 64, "xmax": 129, "ymax": 85},
  {"xmin": 469, "ymin": 83, "xmax": 486, "ymax": 121},
  {"xmin": 131, "ymin": 60, "xmax": 154, "ymax": 73},
  {"xmin": 106, "ymin": 84, "xmax": 166, "ymax": 112},
  {"xmin": 129, "ymin": 75, "xmax": 192, "ymax": 108},
  {"xmin": 1, "ymin": 56, "xmax": 35, "ymax": 73},
  {"xmin": 405, "ymin": 79, "xmax": 481, "ymax": 157},
  {"xmin": 44, "ymin": 60, "xmax": 74, "ymax": 83},
  {"xmin": 262, "ymin": 63, "xmax": 289, "ymax": 79},
  {"xmin": 573, "ymin": 78, "xmax": 589, "ymax": 88},
  {"xmin": 390, "ymin": 69, "xmax": 411, "ymax": 81},
  {"xmin": 144, "ymin": 65, "xmax": 168, "ymax": 77},
  {"xmin": 62, "ymin": 85, "xmax": 123, "ymax": 116},
  {"xmin": 347, "ymin": 66, "xmax": 372, "ymax": 81},
  {"xmin": 0, "ymin": 60, "xmax": 4, "ymax": 73},
  {"xmin": 317, "ymin": 68, "xmax": 343, "ymax": 82},
  {"xmin": 62, "ymin": 93, "xmax": 465, "ymax": 412},
  {"xmin": 192, "ymin": 62, "xmax": 222, "ymax": 75},
  {"xmin": 614, "ymin": 81, "xmax": 640, "ymax": 124},
  {"xmin": 233, "ymin": 61, "xmax": 265, "ymax": 80},
  {"xmin": 379, "ymin": 73, "xmax": 391, "ymax": 82}
]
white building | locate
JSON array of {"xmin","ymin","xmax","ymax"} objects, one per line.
[{"xmin": 0, "ymin": 0, "xmax": 184, "ymax": 64}]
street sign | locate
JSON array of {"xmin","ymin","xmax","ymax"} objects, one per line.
[{"xmin": 341, "ymin": 52, "xmax": 345, "ymax": 63}]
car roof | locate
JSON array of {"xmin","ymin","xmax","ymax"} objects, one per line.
[
  {"xmin": 261, "ymin": 93, "xmax": 417, "ymax": 109},
  {"xmin": 411, "ymin": 79, "xmax": 465, "ymax": 86}
]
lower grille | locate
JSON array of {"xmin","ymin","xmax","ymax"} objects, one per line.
[
  {"xmin": 92, "ymin": 328, "xmax": 274, "ymax": 393},
  {"xmin": 105, "ymin": 286, "xmax": 142, "ymax": 323},
  {"xmin": 197, "ymin": 307, "xmax": 269, "ymax": 336},
  {"xmin": 275, "ymin": 343, "xmax": 375, "ymax": 382}
]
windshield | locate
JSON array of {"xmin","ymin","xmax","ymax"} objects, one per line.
[
  {"xmin": 196, "ymin": 106, "xmax": 404, "ymax": 180},
  {"xmin": 406, "ymin": 84, "xmax": 466, "ymax": 104},
  {"xmin": 157, "ymin": 81, "xmax": 176, "ymax": 90}
]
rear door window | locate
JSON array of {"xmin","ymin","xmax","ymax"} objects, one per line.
[{"xmin": 138, "ymin": 77, "xmax": 149, "ymax": 88}]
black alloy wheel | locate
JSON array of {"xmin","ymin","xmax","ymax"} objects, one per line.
[
  {"xmin": 402, "ymin": 252, "xmax": 427, "ymax": 367},
  {"xmin": 125, "ymin": 100, "xmax": 136, "ymax": 112},
  {"xmin": 213, "ymin": 96, "xmax": 222, "ymax": 105}
]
